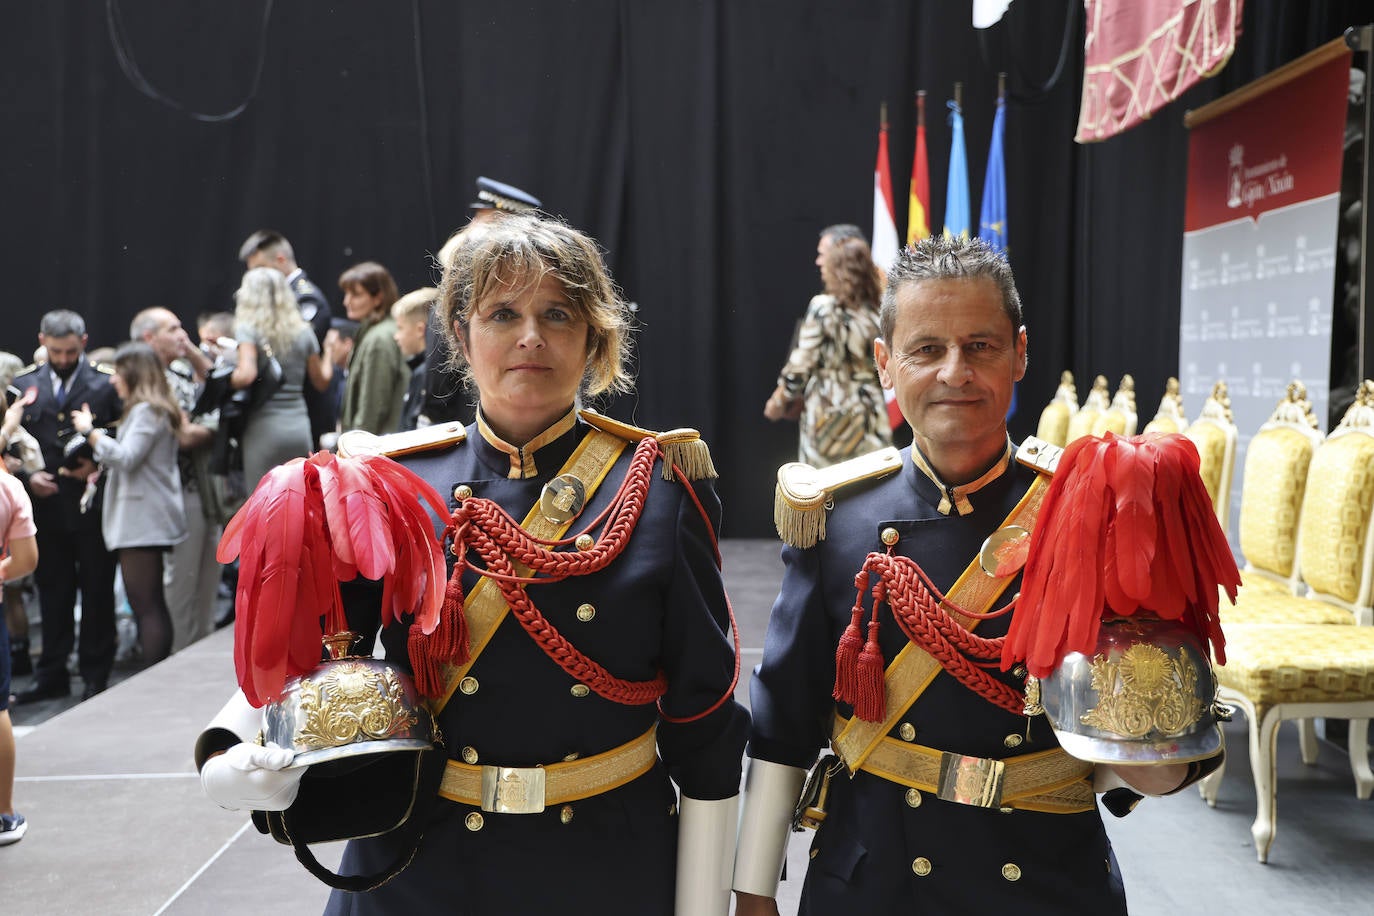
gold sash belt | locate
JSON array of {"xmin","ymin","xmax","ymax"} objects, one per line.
[
  {"xmin": 439, "ymin": 726, "xmax": 657, "ymax": 814},
  {"xmin": 834, "ymin": 716, "xmax": 1094, "ymax": 814}
]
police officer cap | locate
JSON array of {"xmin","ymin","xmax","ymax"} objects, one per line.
[{"xmin": 469, "ymin": 176, "xmax": 542, "ymax": 213}]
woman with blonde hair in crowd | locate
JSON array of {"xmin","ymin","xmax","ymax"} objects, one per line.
[
  {"xmin": 333, "ymin": 261, "xmax": 408, "ymax": 434},
  {"xmin": 230, "ymin": 266, "xmax": 332, "ymax": 490},
  {"xmin": 70, "ymin": 342, "xmax": 186, "ymax": 667},
  {"xmin": 765, "ymin": 235, "xmax": 892, "ymax": 466}
]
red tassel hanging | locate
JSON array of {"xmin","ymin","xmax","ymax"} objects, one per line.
[
  {"xmin": 853, "ymin": 609, "xmax": 886, "ymax": 721},
  {"xmin": 833, "ymin": 572, "xmax": 870, "ymax": 704},
  {"xmin": 408, "ymin": 623, "xmax": 441, "ymax": 697}
]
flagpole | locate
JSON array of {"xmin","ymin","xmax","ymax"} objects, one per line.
[
  {"xmin": 917, "ymin": 90, "xmax": 926, "ymax": 127},
  {"xmin": 998, "ymin": 71, "xmax": 1006, "ymax": 102},
  {"xmin": 953, "ymin": 81, "xmax": 962, "ymax": 110}
]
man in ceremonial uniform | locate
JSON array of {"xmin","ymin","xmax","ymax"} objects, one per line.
[
  {"xmin": 734, "ymin": 237, "xmax": 1215, "ymax": 914},
  {"xmin": 238, "ymin": 229, "xmax": 335, "ymax": 447},
  {"xmin": 12, "ymin": 311, "xmax": 122, "ymax": 703}
]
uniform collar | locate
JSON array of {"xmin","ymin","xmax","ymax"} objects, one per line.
[
  {"xmin": 474, "ymin": 405, "xmax": 580, "ymax": 479},
  {"xmin": 908, "ymin": 438, "xmax": 1013, "ymax": 516}
]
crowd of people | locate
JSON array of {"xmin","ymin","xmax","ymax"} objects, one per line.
[
  {"xmin": 0, "ymin": 183, "xmax": 523, "ymax": 847},
  {"xmin": 3, "ymin": 184, "xmax": 1224, "ymax": 916}
]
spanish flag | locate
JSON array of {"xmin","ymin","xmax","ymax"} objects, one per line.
[{"xmin": 906, "ymin": 92, "xmax": 931, "ymax": 246}]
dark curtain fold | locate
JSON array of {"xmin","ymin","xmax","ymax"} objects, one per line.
[{"xmin": 2, "ymin": 0, "xmax": 1367, "ymax": 535}]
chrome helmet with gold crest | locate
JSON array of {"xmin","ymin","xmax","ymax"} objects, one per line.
[{"xmin": 1002, "ymin": 432, "xmax": 1240, "ymax": 764}]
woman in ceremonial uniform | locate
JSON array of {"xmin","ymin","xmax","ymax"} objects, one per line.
[{"xmin": 198, "ymin": 213, "xmax": 747, "ymax": 916}]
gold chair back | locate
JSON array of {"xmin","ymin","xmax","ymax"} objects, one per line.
[
  {"xmin": 1237, "ymin": 381, "xmax": 1322, "ymax": 593},
  {"xmin": 1296, "ymin": 381, "xmax": 1374, "ymax": 624},
  {"xmin": 1035, "ymin": 371, "xmax": 1078, "ymax": 447},
  {"xmin": 1142, "ymin": 376, "xmax": 1187, "ymax": 435},
  {"xmin": 1065, "ymin": 374, "xmax": 1110, "ymax": 444},
  {"xmin": 1183, "ymin": 380, "xmax": 1238, "ymax": 532},
  {"xmin": 1091, "ymin": 374, "xmax": 1138, "ymax": 437}
]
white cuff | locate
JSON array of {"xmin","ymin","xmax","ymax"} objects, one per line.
[
  {"xmin": 194, "ymin": 690, "xmax": 265, "ymax": 771},
  {"xmin": 732, "ymin": 759, "xmax": 807, "ymax": 898},
  {"xmin": 675, "ymin": 795, "xmax": 739, "ymax": 916}
]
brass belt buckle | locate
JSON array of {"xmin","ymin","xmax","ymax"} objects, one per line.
[
  {"xmin": 480, "ymin": 765, "xmax": 547, "ymax": 814},
  {"xmin": 936, "ymin": 753, "xmax": 1005, "ymax": 808}
]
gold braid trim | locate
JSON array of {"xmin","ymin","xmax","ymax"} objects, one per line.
[
  {"xmin": 578, "ymin": 408, "xmax": 717, "ymax": 482},
  {"xmin": 774, "ymin": 448, "xmax": 904, "ymax": 548}
]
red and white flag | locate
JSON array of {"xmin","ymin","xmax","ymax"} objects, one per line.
[{"xmin": 872, "ymin": 109, "xmax": 901, "ymax": 275}]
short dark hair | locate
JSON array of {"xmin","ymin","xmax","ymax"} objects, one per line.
[
  {"xmin": 39, "ymin": 309, "xmax": 86, "ymax": 339},
  {"xmin": 880, "ymin": 236, "xmax": 1023, "ymax": 343},
  {"xmin": 238, "ymin": 229, "xmax": 295, "ymax": 264},
  {"xmin": 820, "ymin": 224, "xmax": 866, "ymax": 245}
]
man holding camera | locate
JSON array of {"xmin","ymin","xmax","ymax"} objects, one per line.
[{"xmin": 12, "ymin": 310, "xmax": 122, "ymax": 703}]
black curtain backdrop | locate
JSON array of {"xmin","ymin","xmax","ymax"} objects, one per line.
[{"xmin": 3, "ymin": 0, "xmax": 1367, "ymax": 536}]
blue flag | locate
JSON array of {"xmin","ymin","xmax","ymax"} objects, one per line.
[
  {"xmin": 943, "ymin": 100, "xmax": 970, "ymax": 240},
  {"xmin": 978, "ymin": 96, "xmax": 1008, "ymax": 255}
]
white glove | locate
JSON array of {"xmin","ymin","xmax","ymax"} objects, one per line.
[{"xmin": 201, "ymin": 742, "xmax": 304, "ymax": 811}]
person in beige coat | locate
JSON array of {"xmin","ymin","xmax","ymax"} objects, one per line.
[{"xmin": 71, "ymin": 342, "xmax": 187, "ymax": 667}]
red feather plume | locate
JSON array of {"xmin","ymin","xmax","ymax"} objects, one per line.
[
  {"xmin": 1002, "ymin": 432, "xmax": 1239, "ymax": 678},
  {"xmin": 216, "ymin": 451, "xmax": 450, "ymax": 707}
]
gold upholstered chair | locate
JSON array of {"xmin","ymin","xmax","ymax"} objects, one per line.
[
  {"xmin": 1199, "ymin": 623, "xmax": 1374, "ymax": 863},
  {"xmin": 1065, "ymin": 374, "xmax": 1110, "ymax": 444},
  {"xmin": 1283, "ymin": 381, "xmax": 1374, "ymax": 627},
  {"xmin": 1141, "ymin": 376, "xmax": 1188, "ymax": 435},
  {"xmin": 1035, "ymin": 371, "xmax": 1078, "ymax": 447},
  {"xmin": 1183, "ymin": 380, "xmax": 1238, "ymax": 533},
  {"xmin": 1225, "ymin": 382, "xmax": 1323, "ymax": 606},
  {"xmin": 1091, "ymin": 374, "xmax": 1138, "ymax": 437}
]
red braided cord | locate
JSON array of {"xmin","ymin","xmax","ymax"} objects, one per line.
[{"xmin": 861, "ymin": 553, "xmax": 1024, "ymax": 715}]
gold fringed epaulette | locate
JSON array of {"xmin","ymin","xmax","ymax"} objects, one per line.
[
  {"xmin": 1013, "ymin": 436, "xmax": 1062, "ymax": 477},
  {"xmin": 578, "ymin": 409, "xmax": 717, "ymax": 482},
  {"xmin": 336, "ymin": 421, "xmax": 466, "ymax": 459},
  {"xmin": 774, "ymin": 447, "xmax": 903, "ymax": 548}
]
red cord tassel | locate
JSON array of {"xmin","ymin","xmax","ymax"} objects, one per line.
[
  {"xmin": 853, "ymin": 611, "xmax": 886, "ymax": 722},
  {"xmin": 409, "ymin": 623, "xmax": 441, "ymax": 697},
  {"xmin": 833, "ymin": 572, "xmax": 870, "ymax": 704}
]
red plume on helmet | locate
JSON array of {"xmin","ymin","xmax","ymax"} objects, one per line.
[
  {"xmin": 217, "ymin": 452, "xmax": 449, "ymax": 707},
  {"xmin": 1001, "ymin": 432, "xmax": 1239, "ymax": 679}
]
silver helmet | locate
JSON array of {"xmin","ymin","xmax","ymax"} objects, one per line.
[
  {"xmin": 1031, "ymin": 615, "xmax": 1226, "ymax": 765},
  {"xmin": 264, "ymin": 634, "xmax": 436, "ymax": 768}
]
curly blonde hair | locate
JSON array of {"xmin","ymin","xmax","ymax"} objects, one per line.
[
  {"xmin": 436, "ymin": 213, "xmax": 634, "ymax": 398},
  {"xmin": 234, "ymin": 266, "xmax": 309, "ymax": 356}
]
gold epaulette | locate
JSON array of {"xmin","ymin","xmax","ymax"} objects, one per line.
[
  {"xmin": 94, "ymin": 362, "xmax": 114, "ymax": 374},
  {"xmin": 774, "ymin": 447, "xmax": 903, "ymax": 548},
  {"xmin": 336, "ymin": 421, "xmax": 466, "ymax": 459},
  {"xmin": 1013, "ymin": 436, "xmax": 1062, "ymax": 477},
  {"xmin": 17, "ymin": 363, "xmax": 37, "ymax": 375},
  {"xmin": 578, "ymin": 409, "xmax": 716, "ymax": 482}
]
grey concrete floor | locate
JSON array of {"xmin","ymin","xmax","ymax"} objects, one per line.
[{"xmin": 5, "ymin": 541, "xmax": 1373, "ymax": 914}]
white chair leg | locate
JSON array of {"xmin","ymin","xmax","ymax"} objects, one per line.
[
  {"xmin": 1199, "ymin": 758, "xmax": 1225, "ymax": 807},
  {"xmin": 1298, "ymin": 718, "xmax": 1318, "ymax": 765},
  {"xmin": 1250, "ymin": 708, "xmax": 1282, "ymax": 863},
  {"xmin": 1350, "ymin": 719, "xmax": 1373, "ymax": 800}
]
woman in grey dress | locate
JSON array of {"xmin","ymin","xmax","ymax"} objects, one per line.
[
  {"xmin": 230, "ymin": 267, "xmax": 332, "ymax": 491},
  {"xmin": 764, "ymin": 236, "xmax": 892, "ymax": 467}
]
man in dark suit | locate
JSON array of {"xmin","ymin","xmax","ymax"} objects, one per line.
[
  {"xmin": 238, "ymin": 229, "xmax": 335, "ymax": 447},
  {"xmin": 12, "ymin": 310, "xmax": 122, "ymax": 703}
]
